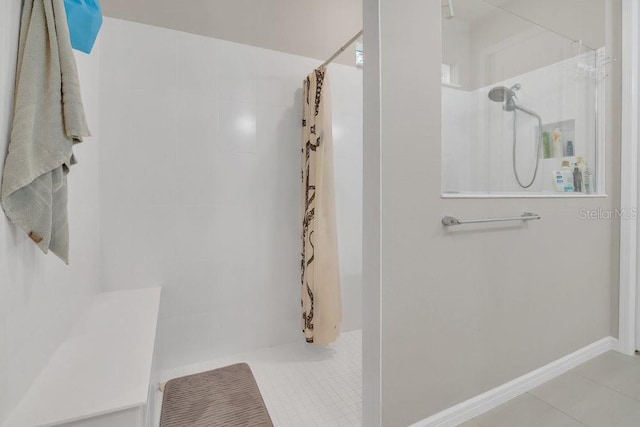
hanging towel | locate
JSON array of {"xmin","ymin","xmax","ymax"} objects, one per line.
[
  {"xmin": 301, "ymin": 67, "xmax": 342, "ymax": 345},
  {"xmin": 0, "ymin": 0, "xmax": 90, "ymax": 264}
]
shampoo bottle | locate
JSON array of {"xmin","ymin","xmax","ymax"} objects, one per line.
[
  {"xmin": 543, "ymin": 131, "xmax": 551, "ymax": 159},
  {"xmin": 566, "ymin": 140, "xmax": 574, "ymax": 157},
  {"xmin": 552, "ymin": 128, "xmax": 563, "ymax": 158},
  {"xmin": 553, "ymin": 171, "xmax": 566, "ymax": 192},
  {"xmin": 573, "ymin": 163, "xmax": 583, "ymax": 192},
  {"xmin": 584, "ymin": 162, "xmax": 593, "ymax": 194},
  {"xmin": 561, "ymin": 160, "xmax": 575, "ymax": 191}
]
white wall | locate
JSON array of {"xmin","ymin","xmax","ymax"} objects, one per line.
[
  {"xmin": 0, "ymin": 1, "xmax": 101, "ymax": 423},
  {"xmin": 469, "ymin": 14, "xmax": 577, "ymax": 90},
  {"xmin": 499, "ymin": 0, "xmax": 605, "ymax": 52},
  {"xmin": 362, "ymin": 0, "xmax": 382, "ymax": 423},
  {"xmin": 100, "ymin": 0, "xmax": 363, "ymax": 66},
  {"xmin": 446, "ymin": 0, "xmax": 606, "ymax": 90},
  {"xmin": 441, "ymin": 87, "xmax": 475, "ymax": 192},
  {"xmin": 98, "ymin": 18, "xmax": 363, "ymax": 370},
  {"xmin": 366, "ymin": 0, "xmax": 620, "ymax": 425},
  {"xmin": 441, "ymin": 18, "xmax": 471, "ymax": 89}
]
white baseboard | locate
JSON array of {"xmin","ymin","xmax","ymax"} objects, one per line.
[{"xmin": 409, "ymin": 336, "xmax": 619, "ymax": 427}]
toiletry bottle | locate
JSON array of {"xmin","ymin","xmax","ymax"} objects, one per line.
[
  {"xmin": 543, "ymin": 131, "xmax": 551, "ymax": 159},
  {"xmin": 561, "ymin": 160, "xmax": 575, "ymax": 191},
  {"xmin": 566, "ymin": 140, "xmax": 574, "ymax": 157},
  {"xmin": 552, "ymin": 128, "xmax": 563, "ymax": 158},
  {"xmin": 577, "ymin": 156, "xmax": 587, "ymax": 175},
  {"xmin": 573, "ymin": 162, "xmax": 583, "ymax": 192},
  {"xmin": 553, "ymin": 171, "xmax": 566, "ymax": 192},
  {"xmin": 584, "ymin": 162, "xmax": 593, "ymax": 194}
]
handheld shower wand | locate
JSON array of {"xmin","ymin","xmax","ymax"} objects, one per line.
[{"xmin": 488, "ymin": 84, "xmax": 542, "ymax": 189}]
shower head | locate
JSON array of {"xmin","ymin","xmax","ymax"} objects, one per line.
[
  {"xmin": 488, "ymin": 84, "xmax": 521, "ymax": 111},
  {"xmin": 488, "ymin": 83, "xmax": 542, "ymax": 121},
  {"xmin": 488, "ymin": 86, "xmax": 512, "ymax": 102}
]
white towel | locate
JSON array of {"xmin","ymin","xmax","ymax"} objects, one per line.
[{"xmin": 1, "ymin": 0, "xmax": 90, "ymax": 264}]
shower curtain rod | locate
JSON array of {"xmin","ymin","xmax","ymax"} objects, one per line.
[{"xmin": 320, "ymin": 29, "xmax": 364, "ymax": 68}]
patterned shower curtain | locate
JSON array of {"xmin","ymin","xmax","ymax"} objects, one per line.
[{"xmin": 301, "ymin": 67, "xmax": 342, "ymax": 344}]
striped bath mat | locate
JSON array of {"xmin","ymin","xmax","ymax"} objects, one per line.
[{"xmin": 159, "ymin": 363, "xmax": 273, "ymax": 426}]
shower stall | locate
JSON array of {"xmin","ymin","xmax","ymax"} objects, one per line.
[{"xmin": 95, "ymin": 16, "xmax": 364, "ymax": 427}]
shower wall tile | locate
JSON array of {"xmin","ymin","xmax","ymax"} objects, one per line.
[
  {"xmin": 218, "ymin": 101, "xmax": 258, "ymax": 153},
  {"xmin": 257, "ymin": 77, "xmax": 297, "ymax": 108},
  {"xmin": 219, "ymin": 77, "xmax": 257, "ymax": 105},
  {"xmin": 211, "ymin": 153, "xmax": 261, "ymax": 205},
  {"xmin": 160, "ymin": 313, "xmax": 215, "ymax": 368},
  {"xmin": 217, "ymin": 40, "xmax": 258, "ymax": 79},
  {"xmin": 176, "ymin": 31, "xmax": 220, "ymax": 84},
  {"xmin": 175, "ymin": 205, "xmax": 218, "ymax": 266},
  {"xmin": 99, "ymin": 17, "xmax": 363, "ymax": 370}
]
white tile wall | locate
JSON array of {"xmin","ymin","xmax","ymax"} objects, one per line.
[
  {"xmin": 0, "ymin": 2, "xmax": 101, "ymax": 423},
  {"xmin": 98, "ymin": 18, "xmax": 363, "ymax": 370}
]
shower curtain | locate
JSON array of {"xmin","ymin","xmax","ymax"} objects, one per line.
[{"xmin": 301, "ymin": 67, "xmax": 342, "ymax": 345}]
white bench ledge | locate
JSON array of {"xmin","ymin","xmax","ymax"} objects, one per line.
[{"xmin": 3, "ymin": 288, "xmax": 161, "ymax": 427}]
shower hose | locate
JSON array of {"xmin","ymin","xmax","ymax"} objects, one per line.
[{"xmin": 511, "ymin": 110, "xmax": 542, "ymax": 189}]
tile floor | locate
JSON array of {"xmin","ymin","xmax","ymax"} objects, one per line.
[
  {"xmin": 154, "ymin": 337, "xmax": 640, "ymax": 427},
  {"xmin": 154, "ymin": 329, "xmax": 362, "ymax": 427},
  {"xmin": 459, "ymin": 351, "xmax": 640, "ymax": 427}
]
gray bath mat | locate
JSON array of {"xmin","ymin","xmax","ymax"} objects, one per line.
[{"xmin": 159, "ymin": 363, "xmax": 273, "ymax": 427}]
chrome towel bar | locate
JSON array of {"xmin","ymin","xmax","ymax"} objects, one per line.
[{"xmin": 442, "ymin": 212, "xmax": 541, "ymax": 226}]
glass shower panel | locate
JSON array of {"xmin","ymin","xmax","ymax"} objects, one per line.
[{"xmin": 441, "ymin": 0, "xmax": 605, "ymax": 196}]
